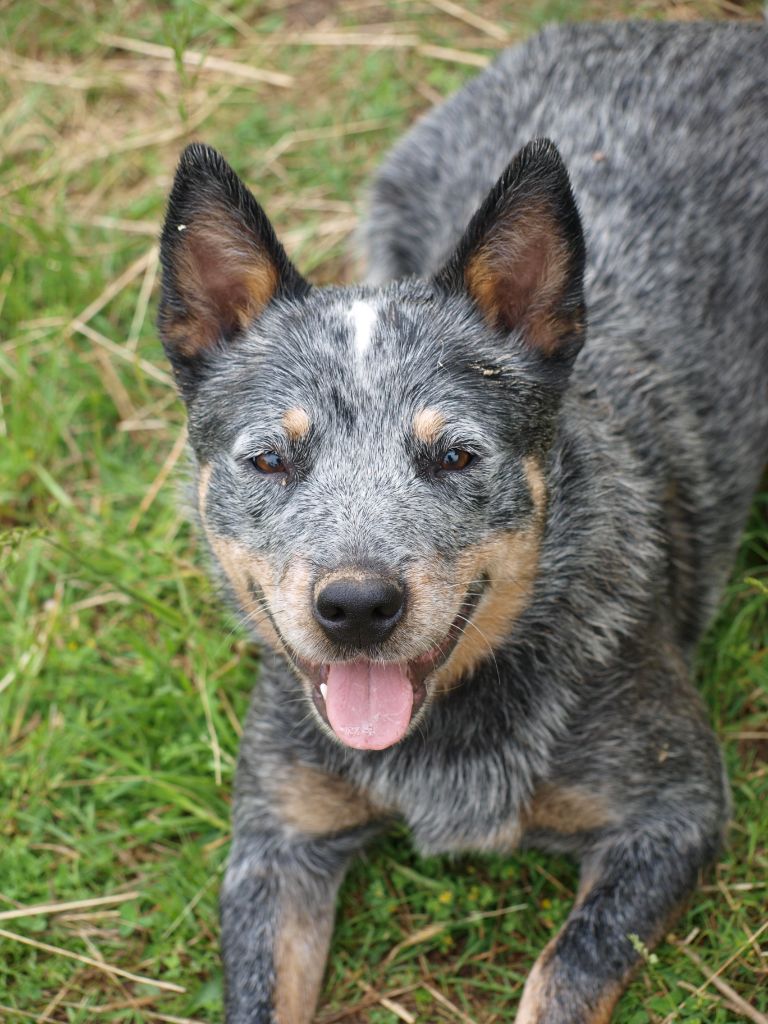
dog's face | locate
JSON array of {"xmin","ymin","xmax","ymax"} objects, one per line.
[{"xmin": 158, "ymin": 142, "xmax": 585, "ymax": 750}]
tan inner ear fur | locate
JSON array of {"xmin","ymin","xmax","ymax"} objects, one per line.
[
  {"xmin": 432, "ymin": 457, "xmax": 547, "ymax": 691},
  {"xmin": 170, "ymin": 222, "xmax": 279, "ymax": 357},
  {"xmin": 465, "ymin": 204, "xmax": 579, "ymax": 356}
]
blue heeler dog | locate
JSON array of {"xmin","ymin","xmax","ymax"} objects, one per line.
[{"xmin": 157, "ymin": 19, "xmax": 768, "ymax": 1024}]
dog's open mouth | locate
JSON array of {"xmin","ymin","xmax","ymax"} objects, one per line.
[{"xmin": 295, "ymin": 581, "xmax": 487, "ymax": 750}]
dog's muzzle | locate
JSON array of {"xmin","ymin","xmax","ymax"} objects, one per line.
[{"xmin": 295, "ymin": 576, "xmax": 488, "ymax": 751}]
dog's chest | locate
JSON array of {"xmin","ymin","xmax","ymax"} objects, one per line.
[{"xmin": 361, "ymin": 745, "xmax": 532, "ymax": 855}]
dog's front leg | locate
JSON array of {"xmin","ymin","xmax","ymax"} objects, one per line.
[
  {"xmin": 221, "ymin": 832, "xmax": 354, "ymax": 1023},
  {"xmin": 515, "ymin": 815, "xmax": 722, "ymax": 1023},
  {"xmin": 221, "ymin": 749, "xmax": 378, "ymax": 1024}
]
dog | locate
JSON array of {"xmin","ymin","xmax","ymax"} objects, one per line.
[{"xmin": 156, "ymin": 19, "xmax": 768, "ymax": 1024}]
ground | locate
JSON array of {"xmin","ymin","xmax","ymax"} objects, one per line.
[{"xmin": 0, "ymin": 1, "xmax": 766, "ymax": 1022}]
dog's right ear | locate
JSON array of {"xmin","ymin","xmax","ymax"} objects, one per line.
[{"xmin": 158, "ymin": 143, "xmax": 309, "ymax": 398}]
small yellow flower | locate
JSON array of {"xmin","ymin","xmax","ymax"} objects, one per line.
[
  {"xmin": 540, "ymin": 898, "xmax": 552, "ymax": 910},
  {"xmin": 438, "ymin": 890, "xmax": 453, "ymax": 904}
]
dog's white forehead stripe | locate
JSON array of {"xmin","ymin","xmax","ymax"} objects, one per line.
[{"xmin": 348, "ymin": 300, "xmax": 377, "ymax": 359}]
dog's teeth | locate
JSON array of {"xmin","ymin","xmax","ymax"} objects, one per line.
[{"xmin": 320, "ymin": 683, "xmax": 328, "ymax": 701}]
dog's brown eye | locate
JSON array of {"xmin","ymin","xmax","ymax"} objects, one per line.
[
  {"xmin": 252, "ymin": 451, "xmax": 285, "ymax": 474},
  {"xmin": 439, "ymin": 448, "xmax": 473, "ymax": 471}
]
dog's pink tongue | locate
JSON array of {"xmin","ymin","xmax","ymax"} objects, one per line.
[{"xmin": 325, "ymin": 662, "xmax": 413, "ymax": 750}]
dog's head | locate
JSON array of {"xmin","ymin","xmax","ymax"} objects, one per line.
[{"xmin": 158, "ymin": 140, "xmax": 585, "ymax": 751}]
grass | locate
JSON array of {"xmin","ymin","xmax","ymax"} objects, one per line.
[{"xmin": 1, "ymin": 0, "xmax": 766, "ymax": 1021}]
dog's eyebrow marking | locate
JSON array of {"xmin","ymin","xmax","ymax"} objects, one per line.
[
  {"xmin": 413, "ymin": 407, "xmax": 446, "ymax": 444},
  {"xmin": 348, "ymin": 300, "xmax": 377, "ymax": 360},
  {"xmin": 282, "ymin": 407, "xmax": 311, "ymax": 440}
]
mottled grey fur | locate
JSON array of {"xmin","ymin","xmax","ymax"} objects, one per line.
[{"xmin": 157, "ymin": 20, "xmax": 768, "ymax": 1024}]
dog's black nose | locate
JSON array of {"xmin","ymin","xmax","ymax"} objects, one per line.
[{"xmin": 314, "ymin": 577, "xmax": 404, "ymax": 647}]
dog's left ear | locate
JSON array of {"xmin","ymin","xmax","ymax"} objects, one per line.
[
  {"xmin": 434, "ymin": 139, "xmax": 586, "ymax": 365},
  {"xmin": 158, "ymin": 143, "xmax": 309, "ymax": 397}
]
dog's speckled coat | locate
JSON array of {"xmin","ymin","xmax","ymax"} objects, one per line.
[{"xmin": 157, "ymin": 20, "xmax": 768, "ymax": 1024}]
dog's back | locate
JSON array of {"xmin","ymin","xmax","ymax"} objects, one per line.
[{"xmin": 366, "ymin": 20, "xmax": 768, "ymax": 637}]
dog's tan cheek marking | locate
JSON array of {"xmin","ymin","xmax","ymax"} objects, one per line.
[
  {"xmin": 197, "ymin": 463, "xmax": 213, "ymax": 521},
  {"xmin": 281, "ymin": 407, "xmax": 311, "ymax": 441},
  {"xmin": 197, "ymin": 466, "xmax": 322, "ymax": 664},
  {"xmin": 197, "ymin": 464, "xmax": 284, "ymax": 648},
  {"xmin": 278, "ymin": 558, "xmax": 317, "ymax": 642},
  {"xmin": 273, "ymin": 898, "xmax": 334, "ymax": 1024},
  {"xmin": 198, "ymin": 478, "xmax": 279, "ymax": 649},
  {"xmin": 433, "ymin": 527, "xmax": 541, "ymax": 690},
  {"xmin": 413, "ymin": 407, "xmax": 446, "ymax": 444},
  {"xmin": 432, "ymin": 457, "xmax": 547, "ymax": 690},
  {"xmin": 401, "ymin": 562, "xmax": 456, "ymax": 638},
  {"xmin": 523, "ymin": 455, "xmax": 547, "ymax": 512},
  {"xmin": 211, "ymin": 536, "xmax": 283, "ymax": 651},
  {"xmin": 270, "ymin": 764, "xmax": 378, "ymax": 837}
]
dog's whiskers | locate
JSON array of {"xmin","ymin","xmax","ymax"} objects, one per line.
[{"xmin": 452, "ymin": 613, "xmax": 503, "ymax": 689}]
